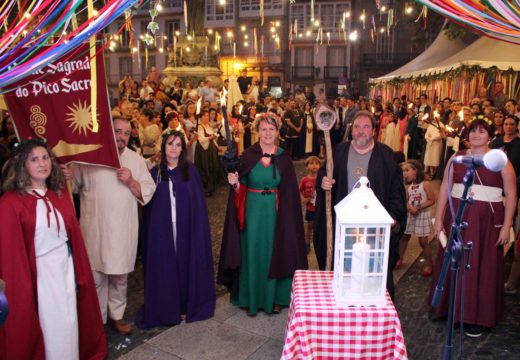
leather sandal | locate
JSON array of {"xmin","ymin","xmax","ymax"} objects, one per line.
[{"xmin": 109, "ymin": 318, "xmax": 133, "ymax": 335}]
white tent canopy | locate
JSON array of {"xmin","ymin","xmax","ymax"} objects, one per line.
[
  {"xmin": 411, "ymin": 36, "xmax": 520, "ymax": 76},
  {"xmin": 370, "ymin": 30, "xmax": 467, "ymax": 82}
]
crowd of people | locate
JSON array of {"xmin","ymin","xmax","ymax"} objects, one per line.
[{"xmin": 1, "ymin": 65, "xmax": 519, "ymax": 358}]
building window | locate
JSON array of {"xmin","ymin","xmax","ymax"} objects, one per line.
[
  {"xmin": 271, "ymin": 0, "xmax": 282, "ymax": 10},
  {"xmin": 327, "ymin": 47, "xmax": 347, "ymax": 66},
  {"xmin": 163, "ymin": 0, "xmax": 182, "ymax": 8},
  {"xmin": 291, "ymin": 2, "xmax": 351, "ymax": 34},
  {"xmin": 141, "ymin": 56, "xmax": 156, "ymax": 79},
  {"xmin": 376, "ymin": 28, "xmax": 394, "ymax": 62},
  {"xmin": 292, "ymin": 5, "xmax": 304, "ymax": 33},
  {"xmin": 117, "ymin": 22, "xmax": 131, "ymax": 48},
  {"xmin": 206, "ymin": 0, "xmax": 234, "ymax": 21},
  {"xmin": 320, "ymin": 4, "xmax": 335, "ymax": 31},
  {"xmin": 140, "ymin": 21, "xmax": 156, "ymax": 48},
  {"xmin": 240, "ymin": 0, "xmax": 281, "ymax": 11},
  {"xmin": 119, "ymin": 57, "xmax": 133, "ymax": 78},
  {"xmin": 295, "ymin": 47, "xmax": 314, "ymax": 66},
  {"xmin": 240, "ymin": 0, "xmax": 260, "ymax": 11},
  {"xmin": 165, "ymin": 21, "xmax": 180, "ymax": 46},
  {"xmin": 140, "ymin": 21, "xmax": 148, "ymax": 36}
]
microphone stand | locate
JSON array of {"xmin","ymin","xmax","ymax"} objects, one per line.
[{"xmin": 431, "ymin": 165, "xmax": 475, "ymax": 360}]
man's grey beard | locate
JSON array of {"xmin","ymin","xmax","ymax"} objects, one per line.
[{"xmin": 354, "ymin": 137, "xmax": 372, "ymax": 147}]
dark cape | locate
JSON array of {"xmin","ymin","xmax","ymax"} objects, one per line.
[
  {"xmin": 218, "ymin": 143, "xmax": 308, "ymax": 296},
  {"xmin": 314, "ymin": 141, "xmax": 407, "ymax": 299},
  {"xmin": 136, "ymin": 164, "xmax": 215, "ymax": 328},
  {"xmin": 0, "ymin": 190, "xmax": 107, "ymax": 360}
]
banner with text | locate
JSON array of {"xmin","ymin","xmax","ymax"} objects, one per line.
[{"xmin": 4, "ymin": 42, "xmax": 120, "ymax": 168}]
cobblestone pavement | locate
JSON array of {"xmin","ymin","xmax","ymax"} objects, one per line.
[
  {"xmin": 106, "ymin": 160, "xmax": 520, "ymax": 359},
  {"xmin": 395, "ymin": 246, "xmax": 520, "ymax": 360}
]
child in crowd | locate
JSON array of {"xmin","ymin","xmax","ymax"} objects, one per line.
[
  {"xmin": 299, "ymin": 156, "xmax": 320, "ymax": 254},
  {"xmin": 397, "ymin": 159, "xmax": 435, "ymax": 276}
]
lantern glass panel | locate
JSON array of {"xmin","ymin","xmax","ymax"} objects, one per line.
[
  {"xmin": 344, "ymin": 235, "xmax": 356, "ymax": 250},
  {"xmin": 369, "ymin": 252, "xmax": 385, "ymax": 273},
  {"xmin": 365, "ymin": 275, "xmax": 383, "ymax": 295},
  {"xmin": 366, "ymin": 234, "xmax": 377, "ymax": 249},
  {"xmin": 343, "ymin": 253, "xmax": 352, "ymax": 272}
]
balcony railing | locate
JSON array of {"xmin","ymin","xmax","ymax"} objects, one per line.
[
  {"xmin": 292, "ymin": 66, "xmax": 315, "ymax": 80},
  {"xmin": 361, "ymin": 53, "xmax": 420, "ymax": 69},
  {"xmin": 324, "ymin": 66, "xmax": 348, "ymax": 80}
]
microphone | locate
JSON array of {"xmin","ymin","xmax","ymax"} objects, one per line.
[{"xmin": 453, "ymin": 149, "xmax": 508, "ymax": 172}]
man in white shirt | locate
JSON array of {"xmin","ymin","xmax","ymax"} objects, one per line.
[{"xmin": 71, "ymin": 117, "xmax": 155, "ymax": 334}]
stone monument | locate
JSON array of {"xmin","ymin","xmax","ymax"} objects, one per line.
[
  {"xmin": 163, "ymin": 35, "xmax": 222, "ymax": 88},
  {"xmin": 163, "ymin": 0, "xmax": 222, "ymax": 87}
]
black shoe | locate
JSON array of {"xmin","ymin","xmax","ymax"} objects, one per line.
[{"xmin": 464, "ymin": 324, "xmax": 484, "ymax": 338}]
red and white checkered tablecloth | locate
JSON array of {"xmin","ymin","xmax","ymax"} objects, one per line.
[{"xmin": 281, "ymin": 270, "xmax": 408, "ymax": 360}]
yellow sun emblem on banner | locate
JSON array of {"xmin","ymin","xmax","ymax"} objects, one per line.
[{"xmin": 65, "ymin": 101, "xmax": 95, "ymax": 135}]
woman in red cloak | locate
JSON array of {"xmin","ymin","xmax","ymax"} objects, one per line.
[{"xmin": 0, "ymin": 138, "xmax": 106, "ymax": 360}]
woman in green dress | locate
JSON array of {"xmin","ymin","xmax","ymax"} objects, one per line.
[{"xmin": 219, "ymin": 113, "xmax": 308, "ymax": 316}]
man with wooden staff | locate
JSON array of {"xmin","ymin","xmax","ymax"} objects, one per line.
[{"xmin": 314, "ymin": 110, "xmax": 407, "ymax": 300}]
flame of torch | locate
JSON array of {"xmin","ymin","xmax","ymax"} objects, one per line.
[
  {"xmin": 221, "ymin": 88, "xmax": 228, "ymax": 107},
  {"xmin": 196, "ymin": 97, "xmax": 202, "ymax": 115}
]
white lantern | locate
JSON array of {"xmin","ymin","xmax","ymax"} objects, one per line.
[{"xmin": 332, "ymin": 177, "xmax": 393, "ymax": 307}]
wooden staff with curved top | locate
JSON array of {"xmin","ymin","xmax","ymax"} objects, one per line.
[{"xmin": 315, "ymin": 105, "xmax": 337, "ymax": 271}]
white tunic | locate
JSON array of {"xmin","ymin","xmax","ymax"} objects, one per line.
[
  {"xmin": 33, "ymin": 189, "xmax": 79, "ymax": 360},
  {"xmin": 383, "ymin": 121, "xmax": 401, "ymax": 152},
  {"xmin": 72, "ymin": 148, "xmax": 156, "ymax": 274},
  {"xmin": 197, "ymin": 123, "xmax": 216, "ymax": 150},
  {"xmin": 305, "ymin": 113, "xmax": 314, "ymax": 153},
  {"xmin": 424, "ymin": 124, "xmax": 442, "ymax": 167}
]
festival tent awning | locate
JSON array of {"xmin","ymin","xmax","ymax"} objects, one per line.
[
  {"xmin": 409, "ymin": 36, "xmax": 520, "ymax": 77},
  {"xmin": 370, "ymin": 30, "xmax": 468, "ymax": 83}
]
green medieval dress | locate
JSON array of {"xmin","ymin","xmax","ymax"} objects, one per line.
[{"xmin": 231, "ymin": 148, "xmax": 292, "ymax": 314}]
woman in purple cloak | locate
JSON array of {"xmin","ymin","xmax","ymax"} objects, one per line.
[{"xmin": 136, "ymin": 130, "xmax": 215, "ymax": 328}]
